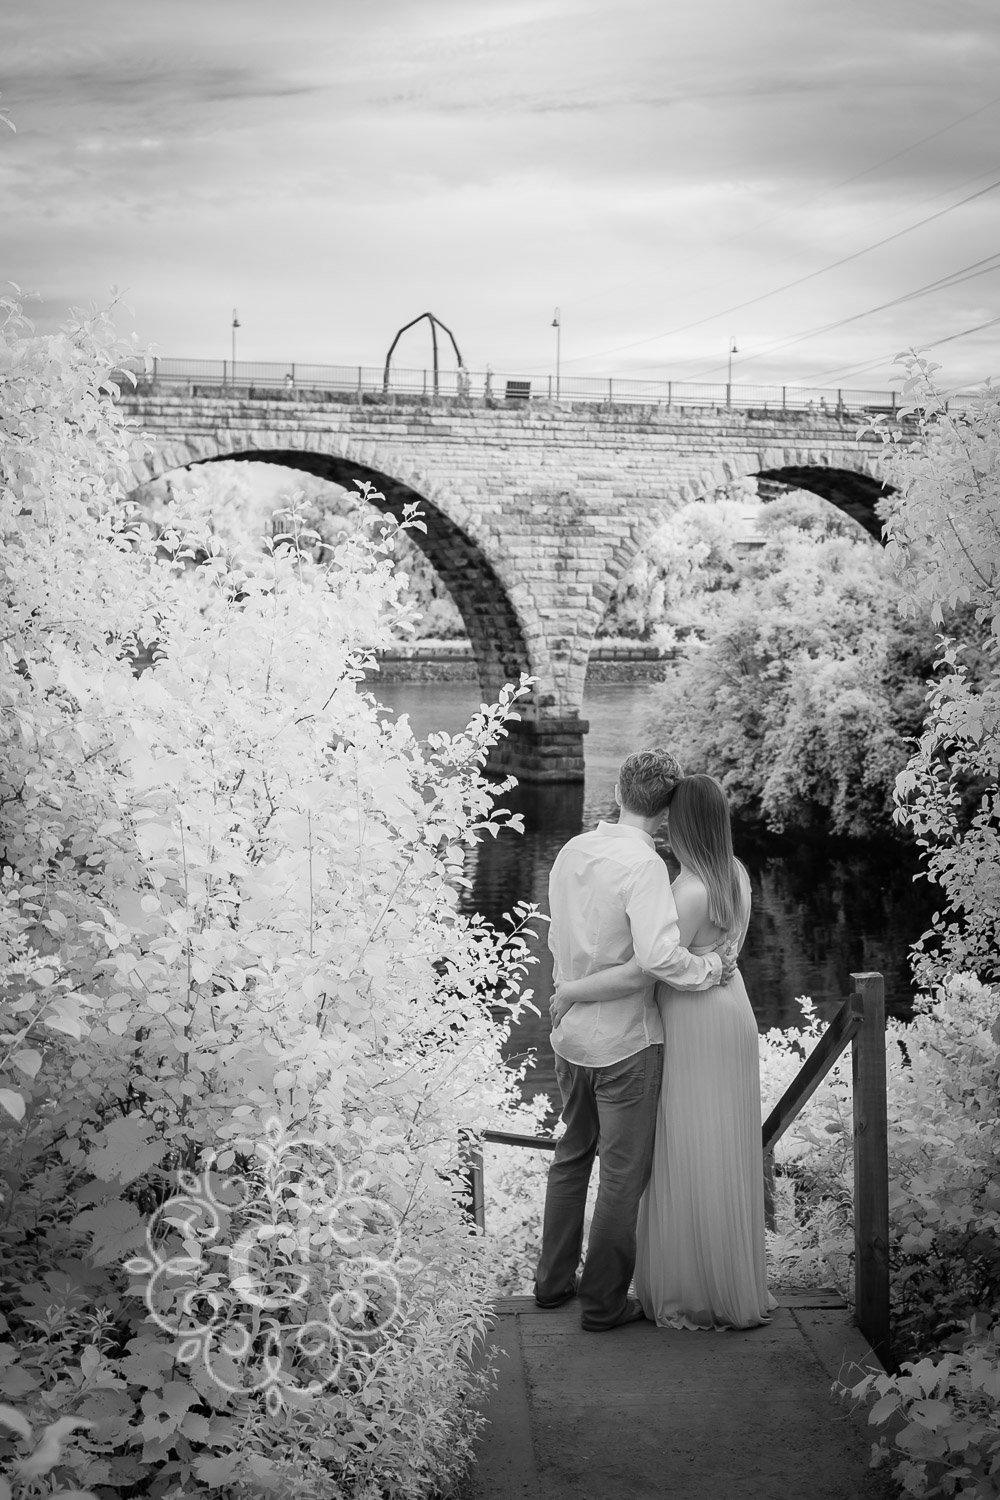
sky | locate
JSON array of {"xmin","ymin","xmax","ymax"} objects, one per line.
[{"xmin": 2, "ymin": 0, "xmax": 1000, "ymax": 395}]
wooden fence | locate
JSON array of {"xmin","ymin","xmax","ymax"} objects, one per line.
[{"xmin": 466, "ymin": 969, "xmax": 891, "ymax": 1366}]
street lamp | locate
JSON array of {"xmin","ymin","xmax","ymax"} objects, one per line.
[
  {"xmin": 727, "ymin": 337, "xmax": 738, "ymax": 406},
  {"xmin": 231, "ymin": 308, "xmax": 241, "ymax": 383},
  {"xmin": 552, "ymin": 307, "xmax": 561, "ymax": 399}
]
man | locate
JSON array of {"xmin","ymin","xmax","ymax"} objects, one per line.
[{"xmin": 533, "ymin": 748, "xmax": 733, "ymax": 1332}]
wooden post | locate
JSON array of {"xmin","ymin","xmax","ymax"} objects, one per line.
[
  {"xmin": 850, "ymin": 970, "xmax": 890, "ymax": 1367},
  {"xmin": 468, "ymin": 1144, "xmax": 485, "ymax": 1232},
  {"xmin": 763, "ymin": 1146, "xmax": 776, "ymax": 1233}
]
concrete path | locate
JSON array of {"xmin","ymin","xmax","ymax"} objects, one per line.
[{"xmin": 458, "ymin": 1291, "xmax": 897, "ymax": 1500}]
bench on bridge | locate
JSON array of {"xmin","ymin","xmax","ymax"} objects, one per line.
[
  {"xmin": 504, "ymin": 379, "xmax": 531, "ymax": 402},
  {"xmin": 467, "ymin": 969, "xmax": 890, "ymax": 1367}
]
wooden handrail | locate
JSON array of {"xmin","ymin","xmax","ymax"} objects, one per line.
[
  {"xmin": 464, "ymin": 1131, "xmax": 556, "ymax": 1235},
  {"xmin": 482, "ymin": 1129, "xmax": 557, "ymax": 1151},
  {"xmin": 761, "ymin": 994, "xmax": 864, "ymax": 1152},
  {"xmin": 762, "ymin": 970, "xmax": 889, "ymax": 1366},
  {"xmin": 466, "ymin": 970, "xmax": 890, "ymax": 1365}
]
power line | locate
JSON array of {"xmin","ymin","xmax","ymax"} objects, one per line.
[
  {"xmin": 564, "ymin": 175, "xmax": 1000, "ymax": 366},
  {"xmin": 921, "ymin": 313, "xmax": 1000, "ymax": 350},
  {"xmin": 685, "ymin": 252, "xmax": 1000, "ymax": 379},
  {"xmin": 529, "ymin": 94, "xmax": 1000, "ymax": 377},
  {"xmin": 803, "ymin": 93, "xmax": 1000, "ymax": 204},
  {"xmin": 809, "ymin": 314, "xmax": 1000, "ymax": 386}
]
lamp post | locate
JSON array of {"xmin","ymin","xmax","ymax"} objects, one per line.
[
  {"xmin": 552, "ymin": 307, "xmax": 561, "ymax": 399},
  {"xmin": 727, "ymin": 337, "xmax": 738, "ymax": 407},
  {"xmin": 231, "ymin": 308, "xmax": 240, "ymax": 384}
]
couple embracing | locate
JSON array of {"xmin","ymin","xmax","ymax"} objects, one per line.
[{"xmin": 533, "ymin": 748, "xmax": 775, "ymax": 1333}]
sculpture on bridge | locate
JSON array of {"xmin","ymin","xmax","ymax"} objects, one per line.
[{"xmin": 382, "ymin": 311, "xmax": 466, "ymax": 397}]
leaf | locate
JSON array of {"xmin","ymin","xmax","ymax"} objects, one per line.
[
  {"xmin": 0, "ymin": 1366, "xmax": 39, "ymax": 1399},
  {"xmin": 71, "ymin": 1197, "xmax": 145, "ymax": 1265},
  {"xmin": 0, "ymin": 1403, "xmax": 33, "ymax": 1441},
  {"xmin": 0, "ymin": 1090, "xmax": 25, "ymax": 1122},
  {"xmin": 868, "ymin": 1392, "xmax": 901, "ymax": 1426},
  {"xmin": 16, "ymin": 1416, "xmax": 93, "ymax": 1477},
  {"xmin": 86, "ymin": 1116, "xmax": 164, "ymax": 1185},
  {"xmin": 12, "ymin": 1049, "xmax": 42, "ymax": 1078},
  {"xmin": 909, "ymin": 1398, "xmax": 955, "ymax": 1432},
  {"xmin": 43, "ymin": 1013, "xmax": 83, "ymax": 1040},
  {"xmin": 193, "ymin": 1455, "xmax": 237, "ymax": 1486}
]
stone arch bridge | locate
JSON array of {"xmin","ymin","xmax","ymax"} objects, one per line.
[{"xmin": 123, "ymin": 386, "xmax": 890, "ymax": 781}]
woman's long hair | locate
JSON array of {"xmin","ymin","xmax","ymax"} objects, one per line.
[{"xmin": 667, "ymin": 774, "xmax": 744, "ymax": 935}]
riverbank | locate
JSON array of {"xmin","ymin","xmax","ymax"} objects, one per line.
[{"xmin": 372, "ymin": 640, "xmax": 672, "ymax": 684}]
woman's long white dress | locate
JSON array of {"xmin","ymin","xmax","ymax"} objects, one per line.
[{"xmin": 634, "ymin": 865, "xmax": 775, "ymax": 1330}]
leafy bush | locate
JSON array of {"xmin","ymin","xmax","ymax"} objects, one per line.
[
  {"xmin": 134, "ymin": 463, "xmax": 469, "ymax": 642},
  {"xmin": 598, "ymin": 490, "xmax": 755, "ymax": 644},
  {"xmin": 752, "ymin": 978, "xmax": 1000, "ymax": 1354},
  {"xmin": 873, "ymin": 361, "xmax": 1000, "ymax": 988},
  {"xmin": 821, "ymin": 362, "xmax": 1000, "ymax": 1496},
  {"xmin": 837, "ymin": 1320, "xmax": 1000, "ymax": 1498},
  {"xmin": 0, "ymin": 293, "xmax": 540, "ymax": 1497},
  {"xmin": 755, "ymin": 975, "xmax": 1000, "ymax": 1496},
  {"xmin": 640, "ymin": 497, "xmax": 942, "ymax": 835}
]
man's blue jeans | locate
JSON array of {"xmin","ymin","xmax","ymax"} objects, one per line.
[{"xmin": 534, "ymin": 1043, "xmax": 663, "ymax": 1329}]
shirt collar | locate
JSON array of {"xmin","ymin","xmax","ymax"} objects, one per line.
[{"xmin": 595, "ymin": 819, "xmax": 655, "ymax": 849}]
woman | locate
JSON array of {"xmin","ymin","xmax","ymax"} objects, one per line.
[{"xmin": 550, "ymin": 774, "xmax": 774, "ymax": 1331}]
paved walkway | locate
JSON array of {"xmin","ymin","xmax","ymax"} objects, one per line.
[{"xmin": 458, "ymin": 1291, "xmax": 897, "ymax": 1500}]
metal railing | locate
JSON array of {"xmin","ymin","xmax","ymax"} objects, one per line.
[
  {"xmin": 116, "ymin": 356, "xmax": 977, "ymax": 416},
  {"xmin": 466, "ymin": 968, "xmax": 890, "ymax": 1366}
]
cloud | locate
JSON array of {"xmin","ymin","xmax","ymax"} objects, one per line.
[{"xmin": 2, "ymin": 0, "xmax": 999, "ymax": 388}]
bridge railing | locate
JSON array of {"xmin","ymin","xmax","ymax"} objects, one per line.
[
  {"xmin": 466, "ymin": 969, "xmax": 891, "ymax": 1365},
  {"xmin": 114, "ymin": 356, "xmax": 977, "ymax": 416}
]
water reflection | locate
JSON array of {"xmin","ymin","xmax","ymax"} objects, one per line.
[{"xmin": 375, "ymin": 679, "xmax": 933, "ymax": 1113}]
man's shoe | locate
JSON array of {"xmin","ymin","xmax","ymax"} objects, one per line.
[
  {"xmin": 534, "ymin": 1281, "xmax": 578, "ymax": 1309},
  {"xmin": 582, "ymin": 1297, "xmax": 646, "ymax": 1332}
]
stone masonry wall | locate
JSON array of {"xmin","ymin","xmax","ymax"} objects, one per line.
[{"xmin": 123, "ymin": 388, "xmax": 887, "ymax": 779}]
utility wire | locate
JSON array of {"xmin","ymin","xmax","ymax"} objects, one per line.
[
  {"xmin": 559, "ymin": 175, "xmax": 1000, "ymax": 366},
  {"xmin": 531, "ymin": 94, "xmax": 1000, "ymax": 376},
  {"xmin": 809, "ymin": 314, "xmax": 1000, "ymax": 386},
  {"xmin": 920, "ymin": 313, "xmax": 1000, "ymax": 350},
  {"xmin": 685, "ymin": 252, "xmax": 1000, "ymax": 379},
  {"xmin": 800, "ymin": 93, "xmax": 1000, "ymax": 202}
]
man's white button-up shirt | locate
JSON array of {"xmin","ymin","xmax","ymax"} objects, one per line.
[{"xmin": 548, "ymin": 820, "xmax": 723, "ymax": 1068}]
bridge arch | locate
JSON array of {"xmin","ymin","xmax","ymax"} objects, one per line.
[
  {"xmin": 133, "ymin": 437, "xmax": 543, "ymax": 715},
  {"xmin": 673, "ymin": 454, "xmax": 890, "ymax": 543},
  {"xmin": 125, "ymin": 391, "xmax": 897, "ymax": 780}
]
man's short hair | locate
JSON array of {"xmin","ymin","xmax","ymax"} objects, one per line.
[{"xmin": 617, "ymin": 748, "xmax": 684, "ymax": 818}]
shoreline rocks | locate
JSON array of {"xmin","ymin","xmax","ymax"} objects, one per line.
[{"xmin": 369, "ymin": 641, "xmax": 673, "ymax": 685}]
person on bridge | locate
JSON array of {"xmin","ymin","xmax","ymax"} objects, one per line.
[
  {"xmin": 550, "ymin": 772, "xmax": 775, "ymax": 1332},
  {"xmin": 533, "ymin": 749, "xmax": 736, "ymax": 1332}
]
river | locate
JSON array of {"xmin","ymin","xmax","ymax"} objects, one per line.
[{"xmin": 375, "ymin": 679, "xmax": 934, "ymax": 1115}]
